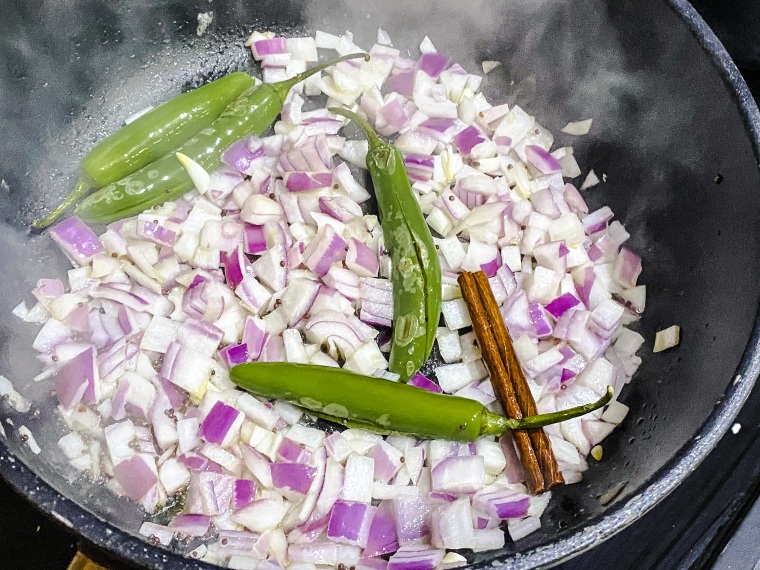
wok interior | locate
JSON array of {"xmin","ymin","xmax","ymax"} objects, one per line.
[{"xmin": 1, "ymin": 0, "xmax": 759, "ymax": 566}]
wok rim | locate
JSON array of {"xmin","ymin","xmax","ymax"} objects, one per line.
[{"xmin": 0, "ymin": 0, "xmax": 759, "ymax": 568}]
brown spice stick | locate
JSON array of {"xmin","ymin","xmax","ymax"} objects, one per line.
[
  {"xmin": 471, "ymin": 271, "xmax": 565, "ymax": 488},
  {"xmin": 458, "ymin": 272, "xmax": 545, "ymax": 493}
]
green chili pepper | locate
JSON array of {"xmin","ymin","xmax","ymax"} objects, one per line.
[
  {"xmin": 230, "ymin": 362, "xmax": 613, "ymax": 442},
  {"xmin": 329, "ymin": 108, "xmax": 442, "ymax": 382},
  {"xmin": 34, "ymin": 72, "xmax": 255, "ymax": 228},
  {"xmin": 39, "ymin": 53, "xmax": 369, "ymax": 226}
]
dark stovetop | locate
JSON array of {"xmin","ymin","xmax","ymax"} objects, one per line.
[{"xmin": 3, "ymin": 3, "xmax": 760, "ymax": 570}]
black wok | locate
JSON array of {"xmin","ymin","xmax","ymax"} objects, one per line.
[{"xmin": 1, "ymin": 0, "xmax": 759, "ymax": 568}]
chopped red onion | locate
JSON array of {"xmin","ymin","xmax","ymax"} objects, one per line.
[
  {"xmin": 280, "ymin": 278, "xmax": 321, "ymax": 327},
  {"xmin": 431, "ymin": 456, "xmax": 485, "ymax": 495},
  {"xmin": 582, "ymin": 206, "xmax": 614, "ymax": 235},
  {"xmin": 232, "ymin": 479, "xmax": 257, "ymax": 510},
  {"xmin": 452, "ymin": 126, "xmax": 486, "ymax": 155},
  {"xmin": 139, "ymin": 522, "xmax": 174, "ymax": 546},
  {"xmin": 392, "ymin": 495, "xmax": 430, "ymax": 544},
  {"xmin": 243, "ymin": 223, "xmax": 267, "ymax": 256},
  {"xmin": 236, "ymin": 275, "xmax": 273, "ymax": 315},
  {"xmin": 613, "ymin": 247, "xmax": 642, "ymax": 289},
  {"xmin": 178, "ymin": 319, "xmax": 224, "ymax": 357},
  {"xmin": 222, "ymin": 245, "xmax": 251, "ymax": 289},
  {"xmin": 525, "ymin": 145, "xmax": 562, "ymax": 174},
  {"xmin": 403, "ymin": 153, "xmax": 435, "ymax": 182},
  {"xmin": 56, "ymin": 345, "xmax": 97, "ymax": 409},
  {"xmin": 319, "ymin": 196, "xmax": 363, "ymax": 222},
  {"xmin": 169, "ymin": 513, "xmax": 211, "ymax": 537},
  {"xmin": 200, "ymin": 401, "xmax": 244, "ymax": 447},
  {"xmin": 473, "ymin": 488, "xmax": 530, "ymax": 520},
  {"xmin": 378, "ymin": 96, "xmax": 414, "ymax": 136},
  {"xmin": 327, "ymin": 501, "xmax": 376, "ymax": 548},
  {"xmin": 589, "ymin": 299, "xmax": 625, "ymax": 338},
  {"xmin": 212, "ymin": 529, "xmax": 260, "ymax": 557},
  {"xmin": 232, "ymin": 498, "xmax": 289, "ymax": 533},
  {"xmin": 408, "ymin": 372, "xmax": 442, "ymax": 394},
  {"xmin": 239, "ymin": 443, "xmax": 273, "ymax": 488},
  {"xmin": 137, "ymin": 220, "xmax": 177, "ymax": 248},
  {"xmin": 529, "ymin": 303, "xmax": 554, "ymax": 337},
  {"xmin": 274, "ymin": 437, "xmax": 307, "ymax": 464},
  {"xmin": 240, "ymin": 317, "xmax": 267, "ymax": 361},
  {"xmin": 384, "ymin": 71, "xmax": 415, "ymax": 97},
  {"xmin": 431, "ymin": 497, "xmax": 474, "ymax": 549},
  {"xmin": 271, "ymin": 462, "xmax": 316, "ymax": 496},
  {"xmin": 496, "ymin": 434, "xmax": 526, "ymax": 485},
  {"xmin": 284, "ymin": 171, "xmax": 334, "ymax": 192},
  {"xmin": 260, "ymin": 335, "xmax": 285, "ymax": 363},
  {"xmin": 252, "ymin": 37, "xmax": 288, "ymax": 59},
  {"xmin": 18, "ymin": 29, "xmax": 649, "ymax": 560},
  {"xmin": 236, "ymin": 394, "xmax": 279, "ymax": 432},
  {"xmin": 187, "ymin": 471, "xmax": 235, "ymax": 515},
  {"xmin": 219, "ymin": 343, "xmax": 249, "ymax": 368},
  {"xmin": 303, "ymin": 225, "xmax": 348, "ymax": 277},
  {"xmin": 322, "ymin": 266, "xmax": 362, "ymax": 300},
  {"xmin": 50, "ymin": 217, "xmax": 104, "ymax": 267},
  {"xmin": 508, "ymin": 516, "xmax": 542, "ymax": 541},
  {"xmin": 288, "ymin": 541, "xmax": 361, "ymax": 566},
  {"xmin": 341, "ymin": 454, "xmax": 375, "ymax": 504},
  {"xmin": 364, "ymin": 500, "xmax": 399, "ymax": 558},
  {"xmin": 113, "ymin": 454, "xmax": 158, "ymax": 501},
  {"xmin": 222, "ymin": 138, "xmax": 265, "ymax": 174},
  {"xmin": 533, "ymin": 241, "xmax": 569, "ymax": 273},
  {"xmin": 387, "ymin": 545, "xmax": 444, "ymax": 570},
  {"xmin": 367, "ymin": 441, "xmax": 404, "ymax": 484},
  {"xmin": 252, "ymin": 242, "xmax": 288, "ymax": 292},
  {"xmin": 160, "ymin": 341, "xmax": 215, "ymax": 399},
  {"xmin": 281, "ymin": 136, "xmax": 334, "ymax": 172},
  {"xmin": 346, "ymin": 239, "xmax": 379, "ymax": 278},
  {"xmin": 416, "ymin": 52, "xmax": 451, "ymax": 79}
]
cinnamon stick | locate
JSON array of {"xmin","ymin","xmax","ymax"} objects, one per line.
[
  {"xmin": 458, "ymin": 272, "xmax": 545, "ymax": 493},
  {"xmin": 471, "ymin": 271, "xmax": 564, "ymax": 488}
]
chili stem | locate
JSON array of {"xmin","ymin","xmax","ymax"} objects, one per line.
[
  {"xmin": 327, "ymin": 107, "xmax": 383, "ymax": 148},
  {"xmin": 272, "ymin": 53, "xmax": 370, "ymax": 101},
  {"xmin": 504, "ymin": 386, "xmax": 614, "ymax": 431}
]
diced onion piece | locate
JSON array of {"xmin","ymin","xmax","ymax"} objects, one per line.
[
  {"xmin": 561, "ymin": 119, "xmax": 593, "ymax": 135},
  {"xmin": 441, "ymin": 298, "xmax": 471, "ymax": 330},
  {"xmin": 388, "ymin": 545, "xmax": 444, "ymax": 570},
  {"xmin": 580, "ymin": 169, "xmax": 600, "ymax": 190},
  {"xmin": 653, "ymin": 325, "xmax": 680, "ymax": 353},
  {"xmin": 50, "ymin": 217, "xmax": 104, "ymax": 267},
  {"xmin": 481, "ymin": 60, "xmax": 501, "ymax": 74},
  {"xmin": 327, "ymin": 501, "xmax": 376, "ymax": 548},
  {"xmin": 139, "ymin": 522, "xmax": 174, "ymax": 546},
  {"xmin": 507, "ymin": 515, "xmax": 541, "ymax": 541},
  {"xmin": 341, "ymin": 454, "xmax": 375, "ymax": 504},
  {"xmin": 18, "ymin": 425, "xmax": 41, "ymax": 454},
  {"xmin": 431, "ymin": 455, "xmax": 485, "ymax": 494},
  {"xmin": 232, "ymin": 498, "xmax": 288, "ymax": 533}
]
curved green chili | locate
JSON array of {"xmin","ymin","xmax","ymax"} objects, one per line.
[
  {"xmin": 34, "ymin": 72, "xmax": 255, "ymax": 228},
  {"xmin": 230, "ymin": 362, "xmax": 613, "ymax": 442},
  {"xmin": 40, "ymin": 53, "xmax": 369, "ymax": 226},
  {"xmin": 330, "ymin": 108, "xmax": 442, "ymax": 382}
]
